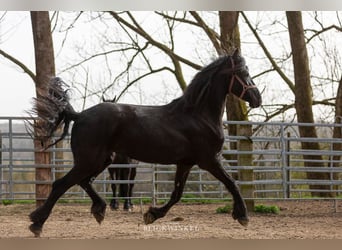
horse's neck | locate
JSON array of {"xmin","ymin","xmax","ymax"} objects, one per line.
[
  {"xmin": 202, "ymin": 101, "xmax": 226, "ymax": 125},
  {"xmin": 202, "ymin": 81, "xmax": 229, "ymax": 124}
]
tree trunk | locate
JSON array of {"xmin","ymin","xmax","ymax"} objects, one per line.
[
  {"xmin": 219, "ymin": 11, "xmax": 249, "ymax": 170},
  {"xmin": 286, "ymin": 11, "xmax": 332, "ymax": 197},
  {"xmin": 219, "ymin": 11, "xmax": 254, "ymax": 209},
  {"xmin": 332, "ymin": 76, "xmax": 342, "ymax": 195},
  {"xmin": 219, "ymin": 11, "xmax": 247, "ymax": 124},
  {"xmin": 31, "ymin": 11, "xmax": 56, "ymax": 206}
]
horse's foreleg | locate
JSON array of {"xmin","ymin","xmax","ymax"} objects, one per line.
[
  {"xmin": 143, "ymin": 165, "xmax": 192, "ymax": 224},
  {"xmin": 29, "ymin": 168, "xmax": 83, "ymax": 237},
  {"xmin": 80, "ymin": 178, "xmax": 107, "ymax": 224},
  {"xmin": 199, "ymin": 159, "xmax": 249, "ymax": 227}
]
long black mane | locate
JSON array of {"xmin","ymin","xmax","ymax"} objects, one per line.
[{"xmin": 169, "ymin": 55, "xmax": 231, "ymax": 112}]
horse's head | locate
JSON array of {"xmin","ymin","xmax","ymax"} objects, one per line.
[{"xmin": 219, "ymin": 49, "xmax": 262, "ymax": 108}]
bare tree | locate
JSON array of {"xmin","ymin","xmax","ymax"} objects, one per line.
[
  {"xmin": 286, "ymin": 11, "xmax": 332, "ymax": 197},
  {"xmin": 332, "ymin": 76, "xmax": 342, "ymax": 192},
  {"xmin": 0, "ymin": 12, "xmax": 57, "ymax": 205},
  {"xmin": 30, "ymin": 11, "xmax": 56, "ymax": 206},
  {"xmin": 241, "ymin": 11, "xmax": 341, "ymax": 122}
]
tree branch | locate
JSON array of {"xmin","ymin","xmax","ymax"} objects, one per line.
[
  {"xmin": 108, "ymin": 11, "xmax": 202, "ymax": 70},
  {"xmin": 60, "ymin": 46, "xmax": 137, "ymax": 73},
  {"xmin": 241, "ymin": 11, "xmax": 295, "ymax": 93},
  {"xmin": 155, "ymin": 11, "xmax": 199, "ymax": 27},
  {"xmin": 189, "ymin": 11, "xmax": 222, "ymax": 55},
  {"xmin": 116, "ymin": 66, "xmax": 174, "ymax": 100},
  {"xmin": 306, "ymin": 25, "xmax": 342, "ymax": 43},
  {"xmin": 0, "ymin": 49, "xmax": 36, "ymax": 83}
]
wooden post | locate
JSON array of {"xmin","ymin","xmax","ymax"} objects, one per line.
[
  {"xmin": 237, "ymin": 124, "xmax": 254, "ymax": 211},
  {"xmin": 34, "ymin": 138, "xmax": 52, "ymax": 207},
  {"xmin": 0, "ymin": 130, "xmax": 2, "ymax": 198},
  {"xmin": 54, "ymin": 139, "xmax": 65, "ymax": 180},
  {"xmin": 31, "ymin": 11, "xmax": 55, "ymax": 207}
]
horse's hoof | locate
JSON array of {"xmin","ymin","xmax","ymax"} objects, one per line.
[
  {"xmin": 91, "ymin": 206, "xmax": 106, "ymax": 224},
  {"xmin": 93, "ymin": 212, "xmax": 105, "ymax": 224},
  {"xmin": 110, "ymin": 206, "xmax": 119, "ymax": 211},
  {"xmin": 237, "ymin": 217, "xmax": 249, "ymax": 227},
  {"xmin": 232, "ymin": 204, "xmax": 248, "ymax": 227},
  {"xmin": 143, "ymin": 211, "xmax": 156, "ymax": 225},
  {"xmin": 109, "ymin": 201, "xmax": 119, "ymax": 211},
  {"xmin": 124, "ymin": 206, "xmax": 133, "ymax": 212},
  {"xmin": 29, "ymin": 223, "xmax": 42, "ymax": 238}
]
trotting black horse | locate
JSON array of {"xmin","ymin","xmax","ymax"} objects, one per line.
[
  {"xmin": 108, "ymin": 153, "xmax": 137, "ymax": 211},
  {"xmin": 27, "ymin": 49, "xmax": 261, "ymax": 237}
]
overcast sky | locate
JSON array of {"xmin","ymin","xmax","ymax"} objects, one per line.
[
  {"xmin": 0, "ymin": 11, "xmax": 341, "ymax": 121},
  {"xmin": 0, "ymin": 12, "xmax": 36, "ymax": 117}
]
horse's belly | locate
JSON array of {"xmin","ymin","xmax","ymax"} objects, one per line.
[{"xmin": 114, "ymin": 139, "xmax": 194, "ymax": 165}]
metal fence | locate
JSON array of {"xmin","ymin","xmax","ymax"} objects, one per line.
[{"xmin": 1, "ymin": 117, "xmax": 342, "ymax": 204}]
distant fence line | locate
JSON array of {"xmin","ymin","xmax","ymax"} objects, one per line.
[{"xmin": 0, "ymin": 116, "xmax": 342, "ymax": 205}]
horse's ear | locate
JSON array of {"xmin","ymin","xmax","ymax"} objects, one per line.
[{"xmin": 232, "ymin": 48, "xmax": 240, "ymax": 57}]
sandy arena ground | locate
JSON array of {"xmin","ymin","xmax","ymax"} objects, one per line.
[{"xmin": 0, "ymin": 200, "xmax": 341, "ymax": 239}]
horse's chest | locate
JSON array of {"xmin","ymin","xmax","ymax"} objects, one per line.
[{"xmin": 193, "ymin": 126, "xmax": 224, "ymax": 152}]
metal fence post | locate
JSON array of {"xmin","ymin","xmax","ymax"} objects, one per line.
[
  {"xmin": 8, "ymin": 119, "xmax": 14, "ymax": 201},
  {"xmin": 286, "ymin": 132, "xmax": 291, "ymax": 198},
  {"xmin": 280, "ymin": 124, "xmax": 288, "ymax": 199},
  {"xmin": 152, "ymin": 164, "xmax": 157, "ymax": 206}
]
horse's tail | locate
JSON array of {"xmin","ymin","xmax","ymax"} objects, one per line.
[{"xmin": 26, "ymin": 77, "xmax": 79, "ymax": 149}]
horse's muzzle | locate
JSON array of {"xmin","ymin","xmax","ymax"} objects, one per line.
[{"xmin": 247, "ymin": 88, "xmax": 262, "ymax": 108}]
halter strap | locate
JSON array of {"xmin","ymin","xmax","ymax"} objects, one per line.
[
  {"xmin": 227, "ymin": 57, "xmax": 257, "ymax": 98},
  {"xmin": 229, "ymin": 74, "xmax": 257, "ymax": 98}
]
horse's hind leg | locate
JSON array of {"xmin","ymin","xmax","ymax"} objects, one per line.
[
  {"xmin": 80, "ymin": 178, "xmax": 107, "ymax": 224},
  {"xmin": 80, "ymin": 153, "xmax": 114, "ymax": 221},
  {"xmin": 29, "ymin": 167, "xmax": 85, "ymax": 237},
  {"xmin": 199, "ymin": 158, "xmax": 249, "ymax": 227},
  {"xmin": 143, "ymin": 164, "xmax": 192, "ymax": 224}
]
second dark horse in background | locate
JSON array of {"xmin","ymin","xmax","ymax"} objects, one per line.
[
  {"xmin": 27, "ymin": 49, "xmax": 262, "ymax": 237},
  {"xmin": 108, "ymin": 153, "xmax": 136, "ymax": 211},
  {"xmin": 102, "ymin": 96, "xmax": 137, "ymax": 211}
]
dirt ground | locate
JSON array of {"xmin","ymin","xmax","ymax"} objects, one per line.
[{"xmin": 0, "ymin": 200, "xmax": 341, "ymax": 239}]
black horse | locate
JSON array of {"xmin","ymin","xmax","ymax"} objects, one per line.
[
  {"xmin": 108, "ymin": 153, "xmax": 137, "ymax": 211},
  {"xmin": 27, "ymin": 49, "xmax": 261, "ymax": 237}
]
